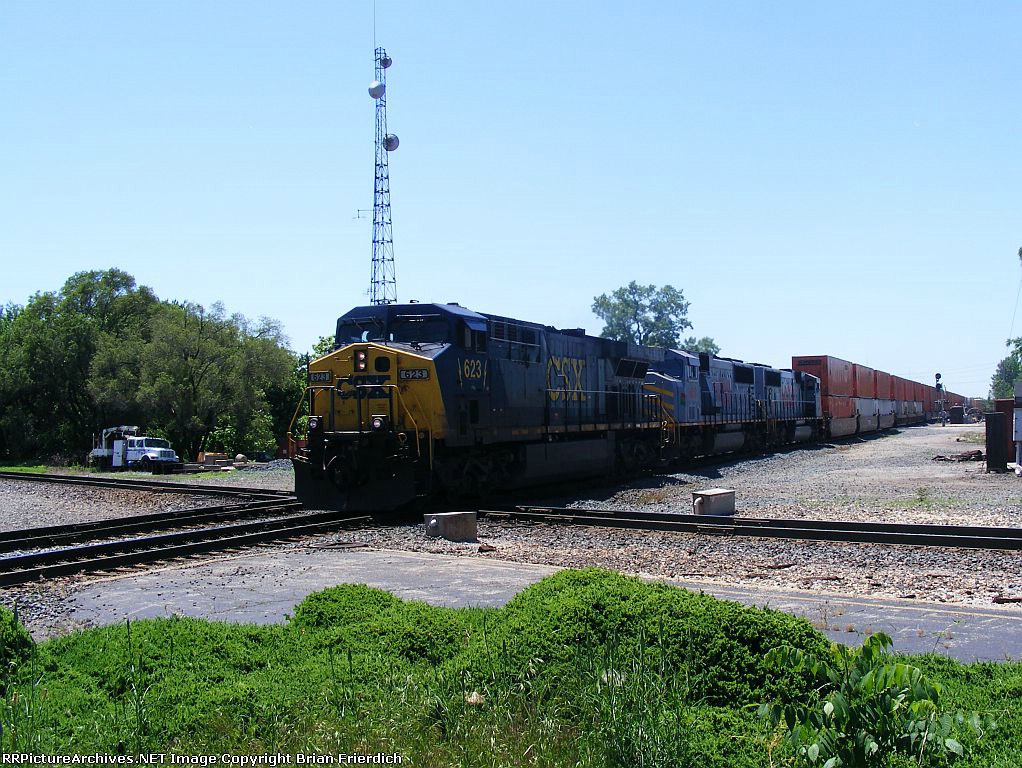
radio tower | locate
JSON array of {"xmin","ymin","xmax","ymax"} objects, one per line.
[{"xmin": 368, "ymin": 48, "xmax": 399, "ymax": 305}]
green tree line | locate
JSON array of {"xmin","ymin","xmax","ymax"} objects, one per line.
[{"xmin": 0, "ymin": 269, "xmax": 306, "ymax": 462}]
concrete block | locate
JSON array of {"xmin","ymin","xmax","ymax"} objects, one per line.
[
  {"xmin": 692, "ymin": 488, "xmax": 735, "ymax": 516},
  {"xmin": 425, "ymin": 511, "xmax": 478, "ymax": 542}
]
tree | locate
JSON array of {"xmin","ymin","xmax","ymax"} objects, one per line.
[
  {"xmin": 994, "ymin": 339, "xmax": 1022, "ymax": 400},
  {"xmin": 311, "ymin": 335, "xmax": 335, "ymax": 358},
  {"xmin": 0, "ymin": 270, "xmax": 159, "ymax": 460},
  {"xmin": 593, "ymin": 282, "xmax": 718, "ymax": 351},
  {"xmin": 592, "ymin": 282, "xmax": 691, "ymax": 347},
  {"xmin": 991, "ymin": 354, "xmax": 1020, "ymax": 399},
  {"xmin": 682, "ymin": 336, "xmax": 721, "ymax": 355}
]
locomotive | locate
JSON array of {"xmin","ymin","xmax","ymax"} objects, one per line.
[{"xmin": 290, "ymin": 302, "xmax": 824, "ymax": 511}]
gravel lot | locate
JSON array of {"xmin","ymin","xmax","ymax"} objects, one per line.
[{"xmin": 2, "ymin": 425, "xmax": 1021, "ymax": 638}]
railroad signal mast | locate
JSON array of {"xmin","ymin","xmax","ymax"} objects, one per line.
[
  {"xmin": 935, "ymin": 372, "xmax": 946, "ymax": 426},
  {"xmin": 368, "ymin": 47, "xmax": 399, "ymax": 305}
]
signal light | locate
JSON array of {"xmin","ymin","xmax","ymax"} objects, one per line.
[{"xmin": 355, "ymin": 350, "xmax": 368, "ymax": 371}]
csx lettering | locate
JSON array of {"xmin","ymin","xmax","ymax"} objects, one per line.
[
  {"xmin": 338, "ymin": 387, "xmax": 389, "ymax": 400},
  {"xmin": 547, "ymin": 356, "xmax": 587, "ymax": 401},
  {"xmin": 462, "ymin": 359, "xmax": 483, "ymax": 380},
  {"xmin": 339, "ymin": 375, "xmax": 389, "ymax": 387},
  {"xmin": 337, "ymin": 374, "xmax": 390, "ymax": 400}
]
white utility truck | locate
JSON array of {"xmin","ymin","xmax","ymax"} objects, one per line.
[{"xmin": 89, "ymin": 426, "xmax": 182, "ymax": 472}]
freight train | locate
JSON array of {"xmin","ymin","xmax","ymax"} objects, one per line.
[{"xmin": 290, "ymin": 302, "xmax": 963, "ymax": 511}]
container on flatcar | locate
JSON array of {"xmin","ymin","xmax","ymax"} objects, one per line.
[
  {"xmin": 792, "ymin": 355, "xmax": 853, "ymax": 398},
  {"xmin": 877, "ymin": 398, "xmax": 896, "ymax": 429},
  {"xmin": 875, "ymin": 370, "xmax": 893, "ymax": 400},
  {"xmin": 913, "ymin": 381, "xmax": 926, "ymax": 407},
  {"xmin": 854, "ymin": 397, "xmax": 879, "ymax": 433},
  {"xmin": 852, "ymin": 364, "xmax": 876, "ymax": 398},
  {"xmin": 825, "ymin": 395, "xmax": 857, "ymax": 437},
  {"xmin": 893, "ymin": 376, "xmax": 907, "ymax": 403}
]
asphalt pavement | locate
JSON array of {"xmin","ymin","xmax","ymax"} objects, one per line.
[{"xmin": 66, "ymin": 547, "xmax": 1022, "ymax": 662}]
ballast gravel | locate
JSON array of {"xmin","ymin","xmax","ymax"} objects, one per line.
[{"xmin": 0, "ymin": 478, "xmax": 237, "ymax": 531}]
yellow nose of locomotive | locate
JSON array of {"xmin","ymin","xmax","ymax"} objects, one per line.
[
  {"xmin": 295, "ymin": 342, "xmax": 446, "ymax": 511},
  {"xmin": 307, "ymin": 343, "xmax": 445, "ymax": 438}
]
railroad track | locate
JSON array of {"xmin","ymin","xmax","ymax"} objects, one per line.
[
  {"xmin": 0, "ymin": 470, "xmax": 292, "ymax": 498},
  {"xmin": 0, "ymin": 470, "xmax": 374, "ymax": 586},
  {"xmin": 0, "ymin": 497, "xmax": 303, "ymax": 554},
  {"xmin": 0, "ymin": 508, "xmax": 369, "ymax": 587},
  {"xmin": 482, "ymin": 506, "xmax": 1022, "ymax": 551}
]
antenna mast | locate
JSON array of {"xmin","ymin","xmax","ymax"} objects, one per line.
[{"xmin": 368, "ymin": 47, "xmax": 399, "ymax": 305}]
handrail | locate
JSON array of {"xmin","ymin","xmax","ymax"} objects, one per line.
[
  {"xmin": 334, "ymin": 381, "xmax": 434, "ymax": 470},
  {"xmin": 285, "ymin": 384, "xmax": 337, "ymax": 458}
]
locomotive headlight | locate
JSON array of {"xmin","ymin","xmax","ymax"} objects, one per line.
[
  {"xmin": 308, "ymin": 417, "xmax": 321, "ymax": 431},
  {"xmin": 355, "ymin": 350, "xmax": 368, "ymax": 371},
  {"xmin": 370, "ymin": 415, "xmax": 387, "ymax": 431}
]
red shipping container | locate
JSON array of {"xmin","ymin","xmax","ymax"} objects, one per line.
[
  {"xmin": 893, "ymin": 376, "xmax": 907, "ymax": 402},
  {"xmin": 875, "ymin": 370, "xmax": 892, "ymax": 400},
  {"xmin": 824, "ymin": 396, "xmax": 855, "ymax": 419},
  {"xmin": 852, "ymin": 364, "xmax": 876, "ymax": 398},
  {"xmin": 913, "ymin": 381, "xmax": 926, "ymax": 404},
  {"xmin": 792, "ymin": 355, "xmax": 853, "ymax": 398}
]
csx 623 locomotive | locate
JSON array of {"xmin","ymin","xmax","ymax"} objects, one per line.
[{"xmin": 291, "ymin": 302, "xmax": 823, "ymax": 511}]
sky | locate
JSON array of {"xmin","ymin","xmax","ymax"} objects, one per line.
[{"xmin": 2, "ymin": 2, "xmax": 1020, "ymax": 396}]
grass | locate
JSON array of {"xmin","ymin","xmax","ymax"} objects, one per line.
[
  {"xmin": 0, "ymin": 570, "xmax": 1018, "ymax": 765},
  {"xmin": 0, "ymin": 463, "xmax": 51, "ymax": 473},
  {"xmin": 955, "ymin": 431, "xmax": 987, "ymax": 445}
]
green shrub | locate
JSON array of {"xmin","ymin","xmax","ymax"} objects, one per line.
[
  {"xmin": 291, "ymin": 584, "xmax": 470, "ymax": 665},
  {"xmin": 290, "ymin": 584, "xmax": 401, "ymax": 630},
  {"xmin": 0, "ymin": 606, "xmax": 33, "ymax": 676},
  {"xmin": 760, "ymin": 633, "xmax": 995, "ymax": 767},
  {"xmin": 493, "ymin": 568, "xmax": 827, "ymax": 703}
]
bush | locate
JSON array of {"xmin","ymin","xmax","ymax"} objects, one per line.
[
  {"xmin": 291, "ymin": 584, "xmax": 468, "ymax": 664},
  {"xmin": 492, "ymin": 568, "xmax": 828, "ymax": 703},
  {"xmin": 0, "ymin": 606, "xmax": 33, "ymax": 677},
  {"xmin": 291, "ymin": 584, "xmax": 401, "ymax": 631}
]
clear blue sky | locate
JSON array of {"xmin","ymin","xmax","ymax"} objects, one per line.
[{"xmin": 2, "ymin": 2, "xmax": 1020, "ymax": 396}]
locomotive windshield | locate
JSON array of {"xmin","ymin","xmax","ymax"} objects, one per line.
[
  {"xmin": 388, "ymin": 315, "xmax": 449, "ymax": 344},
  {"xmin": 335, "ymin": 317, "xmax": 386, "ymax": 344},
  {"xmin": 335, "ymin": 314, "xmax": 450, "ymax": 345}
]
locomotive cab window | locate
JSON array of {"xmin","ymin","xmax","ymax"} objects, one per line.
[
  {"xmin": 389, "ymin": 315, "xmax": 450, "ymax": 344},
  {"xmin": 458, "ymin": 320, "xmax": 489, "ymax": 351},
  {"xmin": 336, "ymin": 317, "xmax": 385, "ymax": 344}
]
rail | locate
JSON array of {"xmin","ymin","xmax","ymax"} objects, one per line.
[
  {"xmin": 482, "ymin": 506, "xmax": 1022, "ymax": 551},
  {"xmin": 0, "ymin": 507, "xmax": 369, "ymax": 587},
  {"xmin": 0, "ymin": 471, "xmax": 291, "ymax": 498}
]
